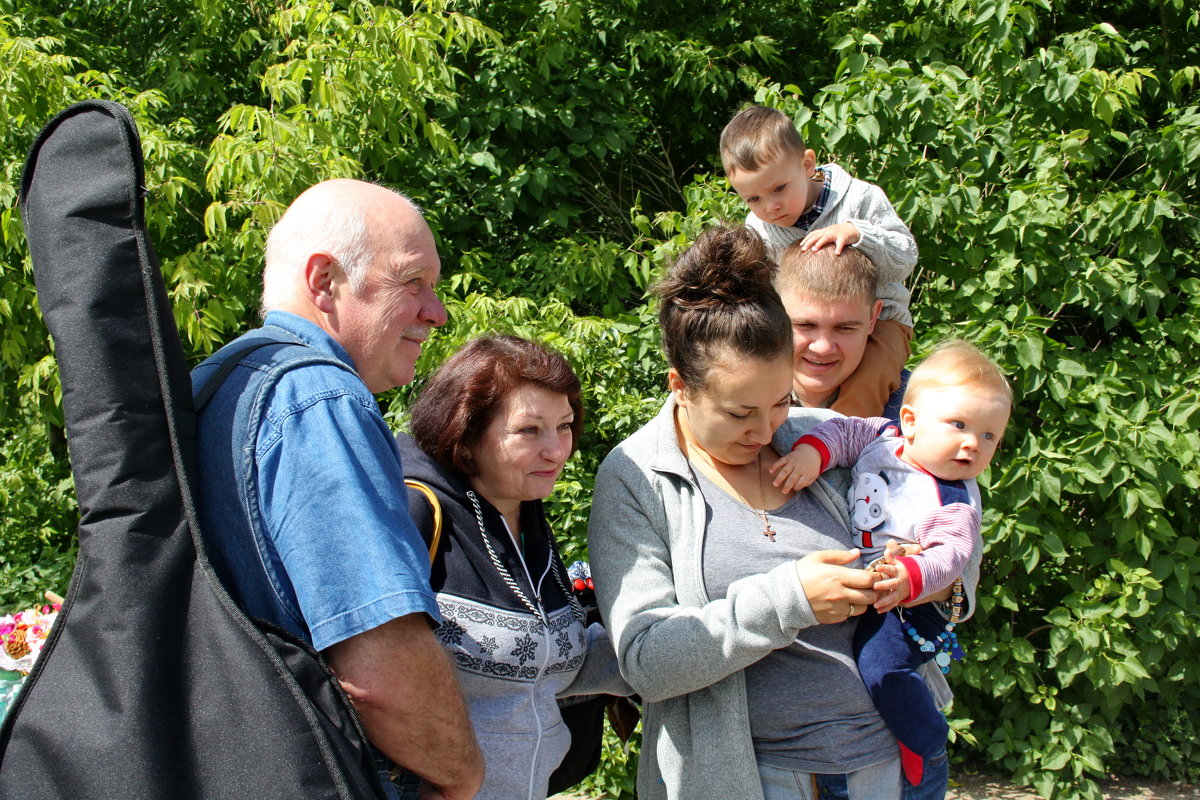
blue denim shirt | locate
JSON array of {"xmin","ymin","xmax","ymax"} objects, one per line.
[{"xmin": 192, "ymin": 311, "xmax": 439, "ymax": 652}]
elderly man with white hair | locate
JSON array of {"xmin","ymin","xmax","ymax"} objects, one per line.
[{"xmin": 192, "ymin": 179, "xmax": 484, "ymax": 800}]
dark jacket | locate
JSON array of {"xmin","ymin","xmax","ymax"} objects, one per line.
[{"xmin": 396, "ymin": 433, "xmax": 626, "ymax": 800}]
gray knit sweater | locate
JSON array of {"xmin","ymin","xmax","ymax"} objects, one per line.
[
  {"xmin": 745, "ymin": 162, "xmax": 917, "ymax": 328},
  {"xmin": 588, "ymin": 401, "xmax": 971, "ymax": 800}
]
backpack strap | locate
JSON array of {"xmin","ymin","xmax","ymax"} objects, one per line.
[
  {"xmin": 193, "ymin": 339, "xmax": 288, "ymax": 411},
  {"xmin": 404, "ymin": 479, "xmax": 443, "ymax": 563}
]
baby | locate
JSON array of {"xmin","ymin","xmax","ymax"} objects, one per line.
[
  {"xmin": 721, "ymin": 105, "xmax": 917, "ymax": 418},
  {"xmin": 771, "ymin": 340, "xmax": 1012, "ymax": 787}
]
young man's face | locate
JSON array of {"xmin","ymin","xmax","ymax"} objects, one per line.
[
  {"xmin": 727, "ymin": 148, "xmax": 818, "ymax": 228},
  {"xmin": 779, "ymin": 288, "xmax": 882, "ymax": 408}
]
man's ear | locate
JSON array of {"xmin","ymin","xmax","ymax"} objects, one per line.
[
  {"xmin": 667, "ymin": 368, "xmax": 688, "ymax": 406},
  {"xmin": 304, "ymin": 253, "xmax": 338, "ymax": 314},
  {"xmin": 899, "ymin": 403, "xmax": 917, "ymax": 441},
  {"xmin": 867, "ymin": 299, "xmax": 884, "ymax": 334}
]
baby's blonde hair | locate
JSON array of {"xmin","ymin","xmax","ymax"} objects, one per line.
[{"xmin": 904, "ymin": 340, "xmax": 1013, "ymax": 408}]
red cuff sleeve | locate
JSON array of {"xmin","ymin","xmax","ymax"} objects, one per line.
[
  {"xmin": 896, "ymin": 555, "xmax": 923, "ymax": 603},
  {"xmin": 793, "ymin": 434, "xmax": 831, "ymax": 471}
]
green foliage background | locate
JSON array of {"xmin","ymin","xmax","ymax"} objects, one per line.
[{"xmin": 1, "ymin": 0, "xmax": 1197, "ymax": 797}]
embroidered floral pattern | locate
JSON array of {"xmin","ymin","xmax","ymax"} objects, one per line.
[
  {"xmin": 436, "ymin": 617, "xmax": 466, "ymax": 647},
  {"xmin": 510, "ymin": 633, "xmax": 538, "ymax": 665},
  {"xmin": 434, "ymin": 595, "xmax": 584, "ymax": 682},
  {"xmin": 451, "ymin": 651, "xmax": 539, "ymax": 681},
  {"xmin": 543, "ymin": 652, "xmax": 585, "ymax": 676}
]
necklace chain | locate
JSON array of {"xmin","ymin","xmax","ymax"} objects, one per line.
[
  {"xmin": 681, "ymin": 410, "xmax": 778, "ymax": 542},
  {"xmin": 753, "ymin": 451, "xmax": 777, "ymax": 542},
  {"xmin": 466, "ymin": 490, "xmax": 585, "ymax": 623}
]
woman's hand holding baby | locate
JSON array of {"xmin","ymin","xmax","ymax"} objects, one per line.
[{"xmin": 794, "ymin": 549, "xmax": 877, "ymax": 624}]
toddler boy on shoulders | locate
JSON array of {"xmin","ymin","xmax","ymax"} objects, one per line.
[{"xmin": 720, "ymin": 105, "xmax": 916, "ymax": 418}]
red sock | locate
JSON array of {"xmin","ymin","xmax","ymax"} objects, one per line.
[{"xmin": 899, "ymin": 742, "xmax": 924, "ymax": 786}]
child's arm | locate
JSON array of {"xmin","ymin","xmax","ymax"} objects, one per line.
[
  {"xmin": 842, "ymin": 183, "xmax": 917, "ymax": 283},
  {"xmin": 874, "ymin": 504, "xmax": 981, "ymax": 611},
  {"xmin": 770, "ymin": 415, "xmax": 893, "ymax": 492},
  {"xmin": 770, "ymin": 444, "xmax": 823, "ymax": 494}
]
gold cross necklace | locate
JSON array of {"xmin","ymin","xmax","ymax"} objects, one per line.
[{"xmin": 753, "ymin": 452, "xmax": 777, "ymax": 542}]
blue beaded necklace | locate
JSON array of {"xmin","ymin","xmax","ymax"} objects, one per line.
[{"xmin": 899, "ymin": 578, "xmax": 966, "ymax": 674}]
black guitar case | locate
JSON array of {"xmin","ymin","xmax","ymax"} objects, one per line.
[{"xmin": 0, "ymin": 100, "xmax": 386, "ymax": 799}]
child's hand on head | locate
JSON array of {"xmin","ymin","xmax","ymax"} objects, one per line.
[
  {"xmin": 798, "ymin": 222, "xmax": 861, "ymax": 254},
  {"xmin": 770, "ymin": 444, "xmax": 822, "ymax": 494},
  {"xmin": 871, "ymin": 561, "xmax": 910, "ymax": 613}
]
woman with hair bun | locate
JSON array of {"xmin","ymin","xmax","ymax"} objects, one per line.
[{"xmin": 588, "ymin": 226, "xmax": 946, "ymax": 800}]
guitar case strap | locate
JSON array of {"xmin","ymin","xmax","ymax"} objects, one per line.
[{"xmin": 0, "ymin": 99, "xmax": 386, "ymax": 799}]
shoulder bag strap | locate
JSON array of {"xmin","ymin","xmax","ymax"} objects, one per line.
[
  {"xmin": 193, "ymin": 338, "xmax": 292, "ymax": 412},
  {"xmin": 404, "ymin": 479, "xmax": 443, "ymax": 563}
]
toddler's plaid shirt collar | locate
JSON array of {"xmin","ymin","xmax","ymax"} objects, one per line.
[{"xmin": 793, "ymin": 166, "xmax": 831, "ymax": 232}]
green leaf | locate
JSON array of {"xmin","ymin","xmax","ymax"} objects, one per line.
[
  {"xmin": 1016, "ymin": 334, "xmax": 1044, "ymax": 369},
  {"xmin": 1041, "ymin": 531, "xmax": 1067, "ymax": 559},
  {"xmin": 1043, "ymin": 747, "xmax": 1072, "ymax": 771},
  {"xmin": 465, "ymin": 151, "xmax": 500, "ymax": 174},
  {"xmin": 855, "ymin": 116, "xmax": 880, "ymax": 144}
]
